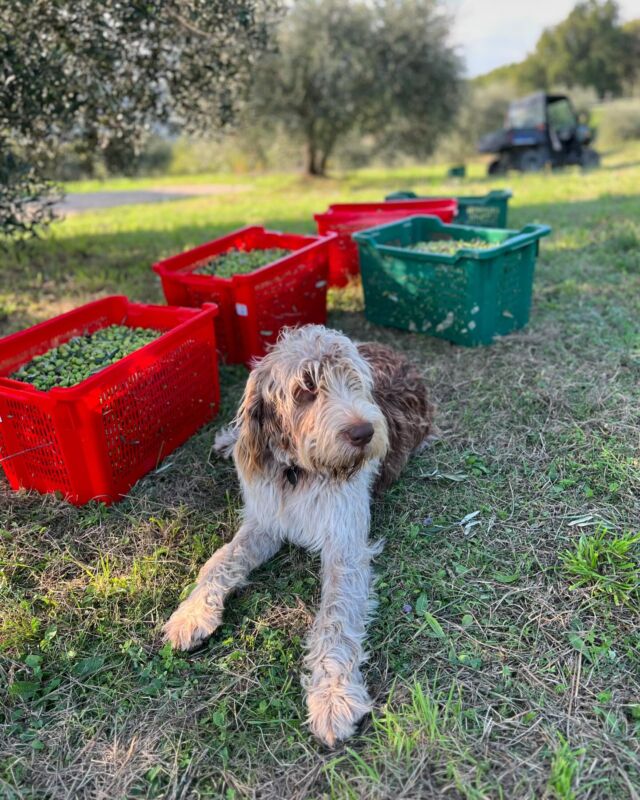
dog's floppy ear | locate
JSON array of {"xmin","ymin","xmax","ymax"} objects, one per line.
[{"xmin": 234, "ymin": 367, "xmax": 273, "ymax": 480}]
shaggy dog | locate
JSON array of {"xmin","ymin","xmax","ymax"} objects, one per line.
[{"xmin": 164, "ymin": 325, "xmax": 435, "ymax": 747}]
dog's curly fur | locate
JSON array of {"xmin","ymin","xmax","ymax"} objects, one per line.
[
  {"xmin": 164, "ymin": 325, "xmax": 435, "ymax": 747},
  {"xmin": 358, "ymin": 342, "xmax": 436, "ymax": 494}
]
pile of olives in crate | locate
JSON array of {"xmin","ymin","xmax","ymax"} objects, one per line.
[
  {"xmin": 409, "ymin": 239, "xmax": 497, "ymax": 255},
  {"xmin": 11, "ymin": 325, "xmax": 161, "ymax": 391},
  {"xmin": 194, "ymin": 247, "xmax": 291, "ymax": 277}
]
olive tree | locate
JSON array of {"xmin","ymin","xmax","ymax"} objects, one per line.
[
  {"xmin": 0, "ymin": 0, "xmax": 279, "ymax": 236},
  {"xmin": 250, "ymin": 0, "xmax": 463, "ymax": 176}
]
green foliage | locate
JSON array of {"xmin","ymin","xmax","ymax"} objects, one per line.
[
  {"xmin": 532, "ymin": 1, "xmax": 630, "ymax": 97},
  {"xmin": 561, "ymin": 528, "xmax": 640, "ymax": 609},
  {"xmin": 166, "ymin": 132, "xmax": 294, "ymax": 175},
  {"xmin": 0, "ymin": 148, "xmax": 59, "ymax": 239},
  {"xmin": 43, "ymin": 136, "xmax": 175, "ymax": 182},
  {"xmin": 472, "ymin": 63, "xmax": 521, "ymax": 89},
  {"xmin": 479, "ymin": 1, "xmax": 637, "ymax": 98},
  {"xmin": 621, "ymin": 18, "xmax": 640, "ymax": 94},
  {"xmin": 251, "ymin": 0, "xmax": 373, "ymax": 176},
  {"xmin": 249, "ymin": 0, "xmax": 463, "ymax": 175},
  {"xmin": 0, "ymin": 0, "xmax": 279, "ymax": 236},
  {"xmin": 597, "ymin": 98, "xmax": 640, "ymax": 146},
  {"xmin": 101, "ymin": 137, "xmax": 174, "ymax": 180}
]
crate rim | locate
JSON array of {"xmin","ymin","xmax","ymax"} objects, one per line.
[
  {"xmin": 314, "ymin": 198, "xmax": 458, "ymax": 223},
  {"xmin": 152, "ymin": 226, "xmax": 334, "ymax": 285},
  {"xmin": 0, "ymin": 297, "xmax": 218, "ymax": 399},
  {"xmin": 456, "ymin": 188, "xmax": 513, "ymax": 203},
  {"xmin": 384, "ymin": 188, "xmax": 513, "ymax": 203},
  {"xmin": 353, "ymin": 216, "xmax": 551, "ymax": 263}
]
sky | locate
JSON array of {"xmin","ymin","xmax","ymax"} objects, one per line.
[{"xmin": 447, "ymin": 0, "xmax": 640, "ymax": 77}]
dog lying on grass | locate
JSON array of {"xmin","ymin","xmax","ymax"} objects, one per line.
[{"xmin": 164, "ymin": 325, "xmax": 435, "ymax": 747}]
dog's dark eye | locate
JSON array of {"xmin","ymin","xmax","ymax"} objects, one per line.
[{"xmin": 296, "ymin": 372, "xmax": 317, "ymax": 404}]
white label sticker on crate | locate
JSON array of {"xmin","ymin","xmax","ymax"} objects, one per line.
[{"xmin": 235, "ymin": 303, "xmax": 249, "ymax": 317}]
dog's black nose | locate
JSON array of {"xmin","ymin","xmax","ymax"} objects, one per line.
[{"xmin": 347, "ymin": 422, "xmax": 374, "ymax": 447}]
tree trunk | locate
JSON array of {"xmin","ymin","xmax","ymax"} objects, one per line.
[
  {"xmin": 306, "ymin": 134, "xmax": 335, "ymax": 176},
  {"xmin": 306, "ymin": 141, "xmax": 321, "ymax": 176},
  {"xmin": 319, "ymin": 150, "xmax": 330, "ymax": 176}
]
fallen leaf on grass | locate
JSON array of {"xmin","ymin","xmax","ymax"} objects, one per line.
[
  {"xmin": 9, "ymin": 681, "xmax": 40, "ymax": 699},
  {"xmin": 568, "ymin": 514, "xmax": 595, "ymax": 527},
  {"xmin": 494, "ymin": 571, "xmax": 521, "ymax": 584},
  {"xmin": 416, "ymin": 610, "xmax": 446, "ymax": 638},
  {"xmin": 420, "ymin": 469, "xmax": 469, "ymax": 482},
  {"xmin": 415, "ymin": 593, "xmax": 429, "ymax": 615},
  {"xmin": 73, "ymin": 655, "xmax": 105, "ymax": 677},
  {"xmin": 459, "ymin": 510, "xmax": 481, "ymax": 536}
]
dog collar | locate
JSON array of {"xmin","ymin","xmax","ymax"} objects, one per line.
[{"xmin": 285, "ymin": 465, "xmax": 299, "ymax": 487}]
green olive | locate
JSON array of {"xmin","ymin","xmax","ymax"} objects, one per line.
[
  {"xmin": 409, "ymin": 238, "xmax": 497, "ymax": 255},
  {"xmin": 10, "ymin": 324, "xmax": 161, "ymax": 391},
  {"xmin": 194, "ymin": 247, "xmax": 291, "ymax": 277}
]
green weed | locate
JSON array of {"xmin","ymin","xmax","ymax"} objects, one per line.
[
  {"xmin": 561, "ymin": 528, "xmax": 640, "ymax": 609},
  {"xmin": 547, "ymin": 735, "xmax": 584, "ymax": 800}
]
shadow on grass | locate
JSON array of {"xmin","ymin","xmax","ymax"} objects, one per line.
[
  {"xmin": 0, "ymin": 217, "xmax": 320, "ymax": 330},
  {"xmin": 1, "ymin": 192, "xmax": 638, "ymax": 335}
]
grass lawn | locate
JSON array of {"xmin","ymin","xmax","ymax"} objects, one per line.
[{"xmin": 1, "ymin": 146, "xmax": 639, "ymax": 800}]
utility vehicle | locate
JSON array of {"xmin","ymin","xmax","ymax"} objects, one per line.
[{"xmin": 478, "ymin": 92, "xmax": 600, "ymax": 174}]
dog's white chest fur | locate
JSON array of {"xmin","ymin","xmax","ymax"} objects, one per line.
[{"xmin": 240, "ymin": 462, "xmax": 379, "ymax": 553}]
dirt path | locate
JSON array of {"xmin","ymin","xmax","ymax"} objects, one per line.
[{"xmin": 58, "ymin": 183, "xmax": 248, "ymax": 213}]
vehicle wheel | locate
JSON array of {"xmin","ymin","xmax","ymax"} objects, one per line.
[
  {"xmin": 580, "ymin": 148, "xmax": 600, "ymax": 170},
  {"xmin": 519, "ymin": 149, "xmax": 546, "ymax": 172},
  {"xmin": 487, "ymin": 158, "xmax": 506, "ymax": 176}
]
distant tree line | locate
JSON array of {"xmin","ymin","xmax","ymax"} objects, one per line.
[{"xmin": 475, "ymin": 1, "xmax": 640, "ymax": 99}]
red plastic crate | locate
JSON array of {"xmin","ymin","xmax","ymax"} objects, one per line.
[
  {"xmin": 152, "ymin": 226, "xmax": 334, "ymax": 365},
  {"xmin": 0, "ymin": 297, "xmax": 219, "ymax": 505},
  {"xmin": 314, "ymin": 199, "xmax": 458, "ymax": 286}
]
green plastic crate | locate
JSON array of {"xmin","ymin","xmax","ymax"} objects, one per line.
[
  {"xmin": 353, "ymin": 216, "xmax": 551, "ymax": 347},
  {"xmin": 385, "ymin": 189, "xmax": 512, "ymax": 228}
]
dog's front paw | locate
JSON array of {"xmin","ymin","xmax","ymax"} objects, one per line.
[
  {"xmin": 213, "ymin": 426, "xmax": 237, "ymax": 459},
  {"xmin": 306, "ymin": 668, "xmax": 372, "ymax": 747},
  {"xmin": 163, "ymin": 590, "xmax": 223, "ymax": 651}
]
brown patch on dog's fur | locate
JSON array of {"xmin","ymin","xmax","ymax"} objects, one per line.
[
  {"xmin": 357, "ymin": 343, "xmax": 435, "ymax": 494},
  {"xmin": 235, "ymin": 369, "xmax": 279, "ymax": 480}
]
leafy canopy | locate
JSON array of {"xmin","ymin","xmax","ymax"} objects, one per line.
[
  {"xmin": 250, "ymin": 0, "xmax": 463, "ymax": 175},
  {"xmin": 0, "ymin": 0, "xmax": 279, "ymax": 236},
  {"xmin": 474, "ymin": 1, "xmax": 639, "ymax": 99}
]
